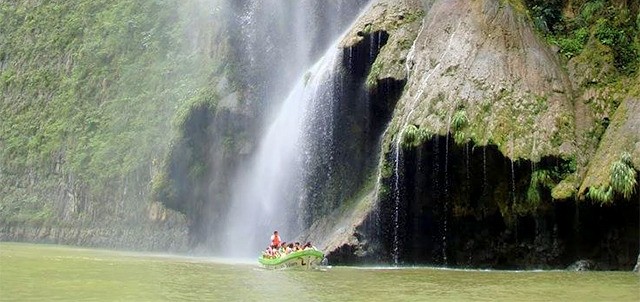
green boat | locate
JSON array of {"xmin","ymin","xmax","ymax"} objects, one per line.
[{"xmin": 258, "ymin": 249, "xmax": 325, "ymax": 270}]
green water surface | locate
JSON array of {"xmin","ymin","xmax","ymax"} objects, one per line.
[{"xmin": 0, "ymin": 242, "xmax": 638, "ymax": 301}]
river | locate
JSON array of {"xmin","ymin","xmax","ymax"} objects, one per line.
[{"xmin": 0, "ymin": 243, "xmax": 638, "ymax": 301}]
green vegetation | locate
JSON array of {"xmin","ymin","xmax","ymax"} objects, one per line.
[
  {"xmin": 400, "ymin": 124, "xmax": 432, "ymax": 149},
  {"xmin": 526, "ymin": 0, "xmax": 639, "ymax": 74},
  {"xmin": 525, "ymin": 169, "xmax": 554, "ymax": 206},
  {"xmin": 401, "ymin": 10, "xmax": 425, "ymax": 24},
  {"xmin": 451, "ymin": 109, "xmax": 468, "ymax": 131},
  {"xmin": 609, "ymin": 152, "xmax": 637, "ymax": 200},
  {"xmin": 151, "ymin": 94, "xmax": 219, "ymax": 215},
  {"xmin": 586, "ymin": 184, "xmax": 614, "ymax": 204},
  {"xmin": 510, "ymin": 156, "xmax": 577, "ymax": 217},
  {"xmin": 366, "ymin": 60, "xmax": 384, "ymax": 89},
  {"xmin": 362, "ymin": 23, "xmax": 373, "ymax": 35},
  {"xmin": 0, "ymin": 1, "xmax": 229, "ymax": 225},
  {"xmin": 587, "ymin": 152, "xmax": 638, "ymax": 204},
  {"xmin": 451, "ymin": 109, "xmax": 469, "ymax": 145}
]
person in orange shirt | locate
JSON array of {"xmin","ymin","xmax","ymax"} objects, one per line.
[{"xmin": 270, "ymin": 230, "xmax": 281, "ymax": 248}]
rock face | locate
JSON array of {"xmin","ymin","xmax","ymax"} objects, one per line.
[
  {"xmin": 567, "ymin": 259, "xmax": 597, "ymax": 271},
  {"xmin": 311, "ymin": 0, "xmax": 639, "ymax": 269},
  {"xmin": 389, "ymin": 0, "xmax": 575, "ymax": 160},
  {"xmin": 579, "ymin": 98, "xmax": 640, "ymax": 195}
]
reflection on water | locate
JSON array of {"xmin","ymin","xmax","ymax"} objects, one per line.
[{"xmin": 1, "ymin": 243, "xmax": 638, "ymax": 301}]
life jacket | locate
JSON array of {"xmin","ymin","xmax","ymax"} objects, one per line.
[{"xmin": 271, "ymin": 234, "xmax": 281, "ymax": 247}]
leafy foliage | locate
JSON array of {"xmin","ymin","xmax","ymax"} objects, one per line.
[
  {"xmin": 525, "ymin": 0, "xmax": 639, "ymax": 73},
  {"xmin": 524, "ymin": 169, "xmax": 553, "ymax": 207},
  {"xmin": 588, "ymin": 152, "xmax": 638, "ymax": 204},
  {"xmin": 450, "ymin": 109, "xmax": 468, "ymax": 145},
  {"xmin": 587, "ymin": 185, "xmax": 614, "ymax": 204},
  {"xmin": 453, "ymin": 131, "xmax": 467, "ymax": 145},
  {"xmin": 451, "ymin": 109, "xmax": 468, "ymax": 131},
  {"xmin": 550, "ymin": 27, "xmax": 589, "ymax": 58},
  {"xmin": 525, "ymin": 0, "xmax": 564, "ymax": 33},
  {"xmin": 610, "ymin": 152, "xmax": 637, "ymax": 200},
  {"xmin": 400, "ymin": 124, "xmax": 432, "ymax": 149}
]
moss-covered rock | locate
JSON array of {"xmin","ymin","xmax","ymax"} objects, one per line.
[
  {"xmin": 386, "ymin": 0, "xmax": 576, "ymax": 162},
  {"xmin": 319, "ymin": 0, "xmax": 638, "ymax": 268},
  {"xmin": 0, "ymin": 0, "xmax": 232, "ymax": 249},
  {"xmin": 579, "ymin": 98, "xmax": 640, "ymax": 200},
  {"xmin": 341, "ymin": 0, "xmax": 424, "ymax": 91}
]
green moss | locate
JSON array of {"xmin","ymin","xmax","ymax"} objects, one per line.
[
  {"xmin": 381, "ymin": 158, "xmax": 393, "ymax": 179},
  {"xmin": 551, "ymin": 178, "xmax": 577, "ymax": 200},
  {"xmin": 363, "ymin": 23, "xmax": 372, "ymax": 35},
  {"xmin": 1, "ymin": 0, "xmax": 227, "ymax": 223},
  {"xmin": 366, "ymin": 60, "xmax": 384, "ymax": 89},
  {"xmin": 151, "ymin": 170, "xmax": 176, "ymax": 207},
  {"xmin": 501, "ymin": 0, "xmax": 529, "ymax": 15},
  {"xmin": 401, "ymin": 10, "xmax": 425, "ymax": 24}
]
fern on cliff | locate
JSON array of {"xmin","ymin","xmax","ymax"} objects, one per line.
[
  {"xmin": 610, "ymin": 152, "xmax": 637, "ymax": 200},
  {"xmin": 401, "ymin": 124, "xmax": 431, "ymax": 149},
  {"xmin": 587, "ymin": 185, "xmax": 614, "ymax": 204},
  {"xmin": 588, "ymin": 152, "xmax": 638, "ymax": 204},
  {"xmin": 451, "ymin": 109, "xmax": 468, "ymax": 145},
  {"xmin": 451, "ymin": 109, "xmax": 468, "ymax": 131}
]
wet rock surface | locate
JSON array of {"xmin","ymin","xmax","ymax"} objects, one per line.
[
  {"xmin": 315, "ymin": 0, "xmax": 639, "ymax": 270},
  {"xmin": 567, "ymin": 260, "xmax": 597, "ymax": 271}
]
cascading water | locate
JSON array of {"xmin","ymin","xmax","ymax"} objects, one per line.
[
  {"xmin": 219, "ymin": 0, "xmax": 370, "ymax": 257},
  {"xmin": 222, "ymin": 52, "xmax": 339, "ymax": 256},
  {"xmin": 392, "ymin": 138, "xmax": 403, "ymax": 265},
  {"xmin": 482, "ymin": 147, "xmax": 488, "ymax": 198},
  {"xmin": 443, "ymin": 121, "xmax": 451, "ymax": 265}
]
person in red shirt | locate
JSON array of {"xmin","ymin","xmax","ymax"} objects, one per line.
[{"xmin": 270, "ymin": 230, "xmax": 281, "ymax": 248}]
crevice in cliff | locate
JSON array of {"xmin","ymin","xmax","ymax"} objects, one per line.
[
  {"xmin": 300, "ymin": 29, "xmax": 402, "ymax": 229},
  {"xmin": 343, "ymin": 30, "xmax": 389, "ymax": 79},
  {"xmin": 152, "ymin": 101, "xmax": 251, "ymax": 248},
  {"xmin": 342, "ymin": 29, "xmax": 404, "ymax": 138}
]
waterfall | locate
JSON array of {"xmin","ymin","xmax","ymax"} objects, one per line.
[
  {"xmin": 219, "ymin": 1, "xmax": 370, "ymax": 257},
  {"xmin": 222, "ymin": 51, "xmax": 340, "ymax": 256}
]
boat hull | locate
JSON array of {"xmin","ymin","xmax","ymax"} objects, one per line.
[{"xmin": 258, "ymin": 249, "xmax": 324, "ymax": 270}]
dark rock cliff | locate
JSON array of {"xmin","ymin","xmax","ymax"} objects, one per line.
[{"xmin": 307, "ymin": 0, "xmax": 639, "ymax": 270}]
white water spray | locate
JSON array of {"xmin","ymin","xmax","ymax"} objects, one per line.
[
  {"xmin": 220, "ymin": 1, "xmax": 371, "ymax": 257},
  {"xmin": 222, "ymin": 52, "xmax": 340, "ymax": 256}
]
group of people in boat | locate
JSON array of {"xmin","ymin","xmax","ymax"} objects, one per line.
[{"xmin": 262, "ymin": 230, "xmax": 316, "ymax": 259}]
